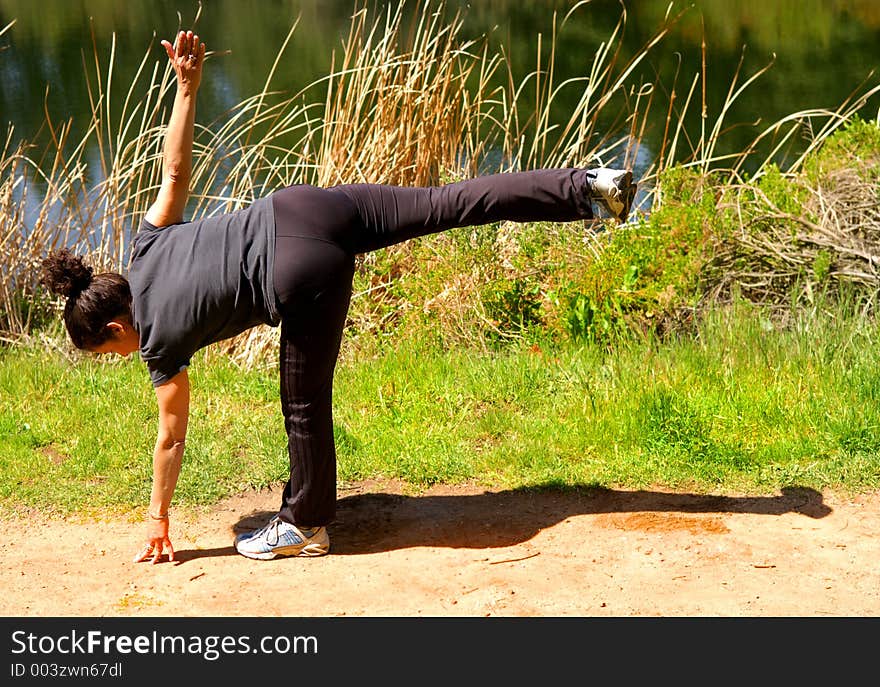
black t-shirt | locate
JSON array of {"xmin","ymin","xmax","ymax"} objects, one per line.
[{"xmin": 128, "ymin": 197, "xmax": 280, "ymax": 387}]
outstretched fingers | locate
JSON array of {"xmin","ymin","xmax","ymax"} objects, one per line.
[
  {"xmin": 163, "ymin": 537, "xmax": 175, "ymax": 564},
  {"xmin": 133, "ymin": 542, "xmax": 154, "ymax": 564},
  {"xmin": 176, "ymin": 30, "xmax": 190, "ymax": 58},
  {"xmin": 132, "ymin": 538, "xmax": 175, "ymax": 564},
  {"xmin": 159, "ymin": 31, "xmax": 188, "ymax": 62},
  {"xmin": 160, "ymin": 30, "xmax": 207, "ymax": 81},
  {"xmin": 160, "ymin": 31, "xmax": 196, "ymax": 57}
]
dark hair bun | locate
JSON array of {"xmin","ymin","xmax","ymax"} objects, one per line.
[{"xmin": 39, "ymin": 249, "xmax": 94, "ymax": 299}]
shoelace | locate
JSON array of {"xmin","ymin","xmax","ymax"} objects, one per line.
[
  {"xmin": 249, "ymin": 517, "xmax": 282, "ymax": 546},
  {"xmin": 249, "ymin": 518, "xmax": 313, "ymax": 548}
]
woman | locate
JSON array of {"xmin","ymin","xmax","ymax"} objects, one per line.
[{"xmin": 39, "ymin": 31, "xmax": 636, "ymax": 563}]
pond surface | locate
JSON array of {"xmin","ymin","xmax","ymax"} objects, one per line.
[{"xmin": 1, "ymin": 0, "xmax": 878, "ymax": 177}]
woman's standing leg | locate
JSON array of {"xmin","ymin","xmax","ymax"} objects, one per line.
[
  {"xmin": 277, "ymin": 277, "xmax": 353, "ymax": 528},
  {"xmin": 273, "ymin": 186, "xmax": 359, "ymax": 528},
  {"xmin": 236, "ymin": 185, "xmax": 358, "ymax": 560}
]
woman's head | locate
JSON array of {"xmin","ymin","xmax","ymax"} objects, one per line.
[{"xmin": 39, "ymin": 249, "xmax": 139, "ymax": 356}]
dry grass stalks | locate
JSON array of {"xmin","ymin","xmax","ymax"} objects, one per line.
[
  {"xmin": 707, "ymin": 161, "xmax": 880, "ymax": 308},
  {"xmin": 317, "ymin": 3, "xmax": 487, "ymax": 186}
]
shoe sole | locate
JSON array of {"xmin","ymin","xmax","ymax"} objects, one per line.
[
  {"xmin": 234, "ymin": 539, "xmax": 330, "ymax": 561},
  {"xmin": 603, "ymin": 170, "xmax": 635, "ymax": 223},
  {"xmin": 616, "ymin": 172, "xmax": 636, "ymax": 222}
]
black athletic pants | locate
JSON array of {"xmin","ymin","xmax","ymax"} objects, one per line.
[{"xmin": 271, "ymin": 168, "xmax": 597, "ymax": 526}]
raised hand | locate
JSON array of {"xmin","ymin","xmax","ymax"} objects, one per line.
[{"xmin": 160, "ymin": 30, "xmax": 206, "ymax": 93}]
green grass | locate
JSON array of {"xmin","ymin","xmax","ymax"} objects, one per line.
[{"xmin": 1, "ymin": 301, "xmax": 878, "ymax": 517}]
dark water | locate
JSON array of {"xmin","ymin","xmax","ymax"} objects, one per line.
[{"xmin": 1, "ymin": 0, "xmax": 878, "ymax": 178}]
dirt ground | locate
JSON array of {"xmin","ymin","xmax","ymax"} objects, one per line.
[{"xmin": 2, "ymin": 479, "xmax": 878, "ymax": 617}]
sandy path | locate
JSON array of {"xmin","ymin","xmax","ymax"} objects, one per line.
[{"xmin": 2, "ymin": 480, "xmax": 877, "ymax": 617}]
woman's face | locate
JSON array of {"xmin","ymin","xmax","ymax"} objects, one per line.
[{"xmin": 91, "ymin": 321, "xmax": 139, "ymax": 357}]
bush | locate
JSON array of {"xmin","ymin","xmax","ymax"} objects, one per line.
[{"xmin": 554, "ymin": 166, "xmax": 720, "ymax": 344}]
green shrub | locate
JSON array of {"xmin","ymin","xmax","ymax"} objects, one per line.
[
  {"xmin": 555, "ymin": 166, "xmax": 721, "ymax": 344},
  {"xmin": 802, "ymin": 116, "xmax": 880, "ymax": 182},
  {"xmin": 482, "ymin": 277, "xmax": 544, "ymax": 338}
]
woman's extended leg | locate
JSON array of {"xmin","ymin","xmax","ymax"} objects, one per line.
[{"xmin": 333, "ymin": 167, "xmax": 625, "ymax": 253}]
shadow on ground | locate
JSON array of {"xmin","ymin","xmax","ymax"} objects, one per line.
[{"xmin": 230, "ymin": 485, "xmax": 831, "ymax": 556}]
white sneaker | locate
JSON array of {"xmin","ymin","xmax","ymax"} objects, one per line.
[
  {"xmin": 234, "ymin": 516, "xmax": 330, "ymax": 560},
  {"xmin": 589, "ymin": 168, "xmax": 636, "ymax": 223}
]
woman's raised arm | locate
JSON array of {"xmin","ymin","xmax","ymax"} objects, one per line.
[{"xmin": 144, "ymin": 30, "xmax": 206, "ymax": 228}]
